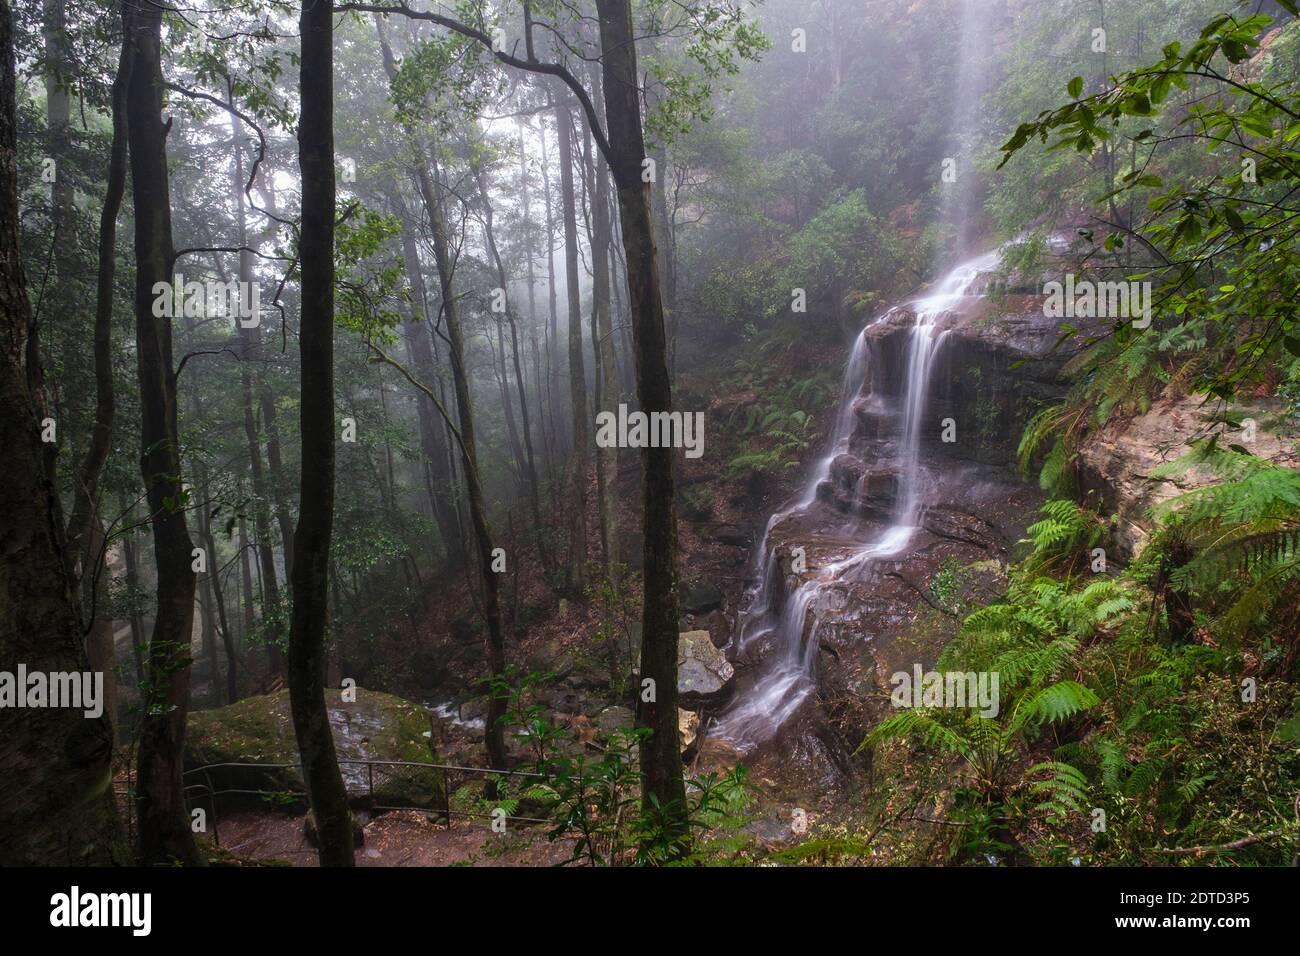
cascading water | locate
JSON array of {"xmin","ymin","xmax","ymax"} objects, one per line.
[
  {"xmin": 711, "ymin": 250, "xmax": 1000, "ymax": 751},
  {"xmin": 709, "ymin": 0, "xmax": 1001, "ymax": 755}
]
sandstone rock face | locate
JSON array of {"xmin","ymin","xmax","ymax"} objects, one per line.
[
  {"xmin": 677, "ymin": 629, "xmax": 735, "ymax": 708},
  {"xmin": 1077, "ymin": 395, "xmax": 1300, "ymax": 559},
  {"xmin": 867, "ymin": 292, "xmax": 1081, "ymax": 465}
]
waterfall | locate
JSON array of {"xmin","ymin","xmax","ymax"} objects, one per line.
[
  {"xmin": 711, "ymin": 250, "xmax": 1000, "ymax": 752},
  {"xmin": 708, "ymin": 0, "xmax": 1002, "ymax": 754}
]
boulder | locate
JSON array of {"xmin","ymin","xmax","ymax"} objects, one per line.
[
  {"xmin": 186, "ymin": 688, "xmax": 445, "ymax": 810},
  {"xmin": 677, "ymin": 629, "xmax": 735, "ymax": 708},
  {"xmin": 679, "ymin": 708, "xmax": 700, "ymax": 753}
]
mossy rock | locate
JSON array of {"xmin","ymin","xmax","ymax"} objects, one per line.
[{"xmin": 186, "ymin": 688, "xmax": 445, "ymax": 810}]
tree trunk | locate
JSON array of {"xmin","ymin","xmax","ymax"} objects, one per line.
[
  {"xmin": 538, "ymin": 118, "xmax": 564, "ymax": 457},
  {"xmin": 201, "ymin": 512, "xmax": 237, "ymax": 703},
  {"xmin": 0, "ymin": 0, "xmax": 121, "ymax": 864},
  {"xmin": 472, "ymin": 160, "xmax": 548, "ymax": 571},
  {"xmin": 595, "ymin": 0, "xmax": 689, "ymax": 848},
  {"xmin": 555, "ymin": 95, "xmax": 590, "ymax": 591},
  {"xmin": 640, "ymin": 27, "xmax": 677, "ymax": 377},
  {"xmin": 125, "ymin": 0, "xmax": 201, "ymax": 866},
  {"xmin": 289, "ymin": 0, "xmax": 354, "ymax": 868},
  {"xmin": 414, "ymin": 160, "xmax": 509, "ymax": 779},
  {"xmin": 238, "ymin": 510, "xmax": 255, "ymax": 645},
  {"xmin": 121, "ymin": 509, "xmax": 146, "ymax": 685},
  {"xmin": 393, "ymin": 198, "xmax": 463, "ymax": 565},
  {"xmin": 64, "ymin": 0, "xmax": 131, "ymax": 572},
  {"xmin": 230, "ymin": 97, "xmax": 284, "ymax": 676},
  {"xmin": 82, "ymin": 518, "xmax": 118, "ymax": 744},
  {"xmin": 372, "ymin": 20, "xmax": 467, "ymax": 569},
  {"xmin": 582, "ymin": 65, "xmax": 620, "ymax": 579}
]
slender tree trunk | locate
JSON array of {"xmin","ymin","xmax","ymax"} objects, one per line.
[
  {"xmin": 413, "ymin": 161, "xmax": 509, "ymax": 778},
  {"xmin": 555, "ymin": 96, "xmax": 590, "ymax": 590},
  {"xmin": 66, "ymin": 16, "xmax": 132, "ymax": 741},
  {"xmin": 582, "ymin": 66, "xmax": 620, "ymax": 577},
  {"xmin": 640, "ymin": 28, "xmax": 677, "ymax": 378},
  {"xmin": 491, "ymin": 324, "xmax": 527, "ymax": 485},
  {"xmin": 393, "ymin": 198, "xmax": 463, "ymax": 564},
  {"xmin": 539, "ymin": 119, "xmax": 564, "ymax": 456},
  {"xmin": 238, "ymin": 511, "xmax": 255, "ymax": 645},
  {"xmin": 125, "ymin": 0, "xmax": 201, "ymax": 866},
  {"xmin": 517, "ymin": 122, "xmax": 548, "ymax": 452},
  {"xmin": 230, "ymin": 97, "xmax": 284, "ymax": 676},
  {"xmin": 82, "ymin": 518, "xmax": 118, "ymax": 744},
  {"xmin": 122, "ymin": 511, "xmax": 146, "ymax": 685},
  {"xmin": 64, "ymin": 0, "xmax": 131, "ymax": 572},
  {"xmin": 259, "ymin": 384, "xmax": 295, "ymax": 581},
  {"xmin": 0, "ymin": 0, "xmax": 121, "ymax": 864},
  {"xmin": 596, "ymin": 0, "xmax": 689, "ymax": 847},
  {"xmin": 42, "ymin": 0, "xmax": 75, "ymax": 286},
  {"xmin": 473, "ymin": 161, "xmax": 548, "ymax": 569},
  {"xmin": 201, "ymin": 516, "xmax": 237, "ymax": 703},
  {"xmin": 372, "ymin": 20, "xmax": 466, "ymax": 569},
  {"xmin": 289, "ymin": 0, "xmax": 354, "ymax": 868}
]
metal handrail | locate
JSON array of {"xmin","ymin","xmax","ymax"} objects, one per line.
[
  {"xmin": 183, "ymin": 759, "xmax": 544, "ymax": 778},
  {"xmin": 180, "ymin": 757, "xmax": 553, "ymax": 846}
]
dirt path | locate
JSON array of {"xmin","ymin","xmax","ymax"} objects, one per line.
[{"xmin": 209, "ymin": 809, "xmax": 578, "ymax": 867}]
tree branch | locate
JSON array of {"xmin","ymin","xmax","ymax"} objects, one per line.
[{"xmin": 334, "ymin": 2, "xmax": 614, "ymax": 164}]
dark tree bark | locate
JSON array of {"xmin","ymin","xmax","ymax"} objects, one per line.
[
  {"xmin": 64, "ymin": 0, "xmax": 131, "ymax": 567},
  {"xmin": 595, "ymin": 0, "xmax": 689, "ymax": 846},
  {"xmin": 125, "ymin": 0, "xmax": 201, "ymax": 866},
  {"xmin": 0, "ymin": 0, "xmax": 121, "ymax": 866},
  {"xmin": 289, "ymin": 0, "xmax": 355, "ymax": 868},
  {"xmin": 63, "ymin": 4, "xmax": 132, "ymax": 739},
  {"xmin": 121, "ymin": 506, "xmax": 146, "ymax": 685}
]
